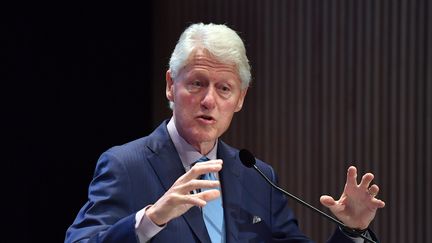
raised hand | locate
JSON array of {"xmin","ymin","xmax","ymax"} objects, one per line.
[
  {"xmin": 145, "ymin": 159, "xmax": 223, "ymax": 226},
  {"xmin": 320, "ymin": 166, "xmax": 385, "ymax": 230}
]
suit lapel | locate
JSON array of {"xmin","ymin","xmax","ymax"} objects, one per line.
[
  {"xmin": 218, "ymin": 141, "xmax": 243, "ymax": 243},
  {"xmin": 146, "ymin": 122, "xmax": 211, "ymax": 243}
]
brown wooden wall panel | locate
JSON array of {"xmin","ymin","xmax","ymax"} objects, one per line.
[{"xmin": 151, "ymin": 0, "xmax": 432, "ymax": 242}]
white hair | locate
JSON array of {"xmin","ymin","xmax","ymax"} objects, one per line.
[{"xmin": 169, "ymin": 23, "xmax": 251, "ymax": 89}]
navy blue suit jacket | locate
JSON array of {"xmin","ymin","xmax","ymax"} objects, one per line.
[{"xmin": 66, "ymin": 121, "xmax": 373, "ymax": 242}]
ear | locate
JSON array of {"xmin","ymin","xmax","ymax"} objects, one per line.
[
  {"xmin": 166, "ymin": 70, "xmax": 174, "ymax": 102},
  {"xmin": 234, "ymin": 88, "xmax": 248, "ymax": 112}
]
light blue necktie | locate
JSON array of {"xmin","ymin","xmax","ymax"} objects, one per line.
[{"xmin": 195, "ymin": 156, "xmax": 225, "ymax": 243}]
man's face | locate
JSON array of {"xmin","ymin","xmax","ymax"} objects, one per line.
[{"xmin": 166, "ymin": 49, "xmax": 247, "ymax": 151}]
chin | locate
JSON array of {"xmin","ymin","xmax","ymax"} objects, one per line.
[
  {"xmin": 193, "ymin": 130, "xmax": 219, "ymax": 143},
  {"xmin": 196, "ymin": 134, "xmax": 218, "ymax": 142}
]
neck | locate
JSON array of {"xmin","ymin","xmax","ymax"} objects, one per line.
[{"xmin": 191, "ymin": 140, "xmax": 216, "ymax": 155}]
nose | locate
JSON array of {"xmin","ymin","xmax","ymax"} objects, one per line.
[{"xmin": 200, "ymin": 86, "xmax": 216, "ymax": 110}]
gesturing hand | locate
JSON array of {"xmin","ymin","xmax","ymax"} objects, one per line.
[
  {"xmin": 320, "ymin": 166, "xmax": 385, "ymax": 230},
  {"xmin": 146, "ymin": 159, "xmax": 223, "ymax": 226}
]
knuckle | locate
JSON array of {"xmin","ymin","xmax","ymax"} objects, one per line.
[{"xmin": 190, "ymin": 166, "xmax": 200, "ymax": 174}]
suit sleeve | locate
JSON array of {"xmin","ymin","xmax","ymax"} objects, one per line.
[{"xmin": 65, "ymin": 151, "xmax": 139, "ymax": 243}]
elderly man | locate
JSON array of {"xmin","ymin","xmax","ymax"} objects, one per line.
[{"xmin": 66, "ymin": 23, "xmax": 385, "ymax": 243}]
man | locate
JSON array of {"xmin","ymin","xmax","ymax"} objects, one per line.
[{"xmin": 65, "ymin": 23, "xmax": 385, "ymax": 243}]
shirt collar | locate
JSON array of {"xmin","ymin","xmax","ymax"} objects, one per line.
[{"xmin": 167, "ymin": 117, "xmax": 218, "ymax": 169}]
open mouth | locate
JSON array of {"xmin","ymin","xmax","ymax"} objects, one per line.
[{"xmin": 198, "ymin": 115, "xmax": 215, "ymax": 121}]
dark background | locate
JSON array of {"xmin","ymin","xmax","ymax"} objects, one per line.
[
  {"xmin": 5, "ymin": 1, "xmax": 431, "ymax": 242},
  {"xmin": 5, "ymin": 2, "xmax": 154, "ymax": 242}
]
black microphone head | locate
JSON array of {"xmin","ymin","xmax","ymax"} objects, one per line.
[{"xmin": 239, "ymin": 149, "xmax": 256, "ymax": 168}]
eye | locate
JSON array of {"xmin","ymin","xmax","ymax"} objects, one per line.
[
  {"xmin": 218, "ymin": 84, "xmax": 232, "ymax": 98},
  {"xmin": 192, "ymin": 80, "xmax": 202, "ymax": 87},
  {"xmin": 186, "ymin": 80, "xmax": 204, "ymax": 92},
  {"xmin": 221, "ymin": 85, "xmax": 230, "ymax": 92}
]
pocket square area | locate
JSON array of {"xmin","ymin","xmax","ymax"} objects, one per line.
[{"xmin": 252, "ymin": 215, "xmax": 262, "ymax": 224}]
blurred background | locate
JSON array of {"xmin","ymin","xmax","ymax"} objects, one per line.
[{"xmin": 5, "ymin": 0, "xmax": 431, "ymax": 242}]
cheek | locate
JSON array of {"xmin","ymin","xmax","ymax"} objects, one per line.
[
  {"xmin": 218, "ymin": 102, "xmax": 237, "ymax": 120},
  {"xmin": 221, "ymin": 99, "xmax": 239, "ymax": 112},
  {"xmin": 176, "ymin": 91, "xmax": 198, "ymax": 106}
]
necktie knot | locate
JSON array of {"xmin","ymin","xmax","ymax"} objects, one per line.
[
  {"xmin": 195, "ymin": 157, "xmax": 219, "ymax": 181},
  {"xmin": 195, "ymin": 156, "xmax": 210, "ymax": 163}
]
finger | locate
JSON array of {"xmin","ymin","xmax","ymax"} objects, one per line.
[
  {"xmin": 179, "ymin": 193, "xmax": 208, "ymax": 207},
  {"xmin": 372, "ymin": 198, "xmax": 386, "ymax": 208},
  {"xmin": 346, "ymin": 166, "xmax": 358, "ymax": 186},
  {"xmin": 367, "ymin": 184, "xmax": 379, "ymax": 197},
  {"xmin": 180, "ymin": 179, "xmax": 220, "ymax": 194},
  {"xmin": 183, "ymin": 160, "xmax": 223, "ymax": 181},
  {"xmin": 194, "ymin": 159, "xmax": 223, "ymax": 166},
  {"xmin": 320, "ymin": 195, "xmax": 337, "ymax": 207},
  {"xmin": 359, "ymin": 173, "xmax": 374, "ymax": 189},
  {"xmin": 184, "ymin": 189, "xmax": 221, "ymax": 207},
  {"xmin": 193, "ymin": 159, "xmax": 223, "ymax": 167},
  {"xmin": 197, "ymin": 189, "xmax": 221, "ymax": 203}
]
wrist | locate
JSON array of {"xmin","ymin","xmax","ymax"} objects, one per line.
[{"xmin": 145, "ymin": 205, "xmax": 167, "ymax": 227}]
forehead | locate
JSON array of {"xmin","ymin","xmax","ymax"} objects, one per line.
[{"xmin": 182, "ymin": 49, "xmax": 239, "ymax": 76}]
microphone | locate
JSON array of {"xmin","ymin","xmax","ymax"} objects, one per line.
[{"xmin": 239, "ymin": 149, "xmax": 377, "ymax": 243}]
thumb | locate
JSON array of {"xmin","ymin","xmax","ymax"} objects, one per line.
[{"xmin": 320, "ymin": 195, "xmax": 336, "ymax": 208}]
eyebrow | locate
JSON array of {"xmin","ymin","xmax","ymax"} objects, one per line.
[{"xmin": 185, "ymin": 67, "xmax": 240, "ymax": 85}]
